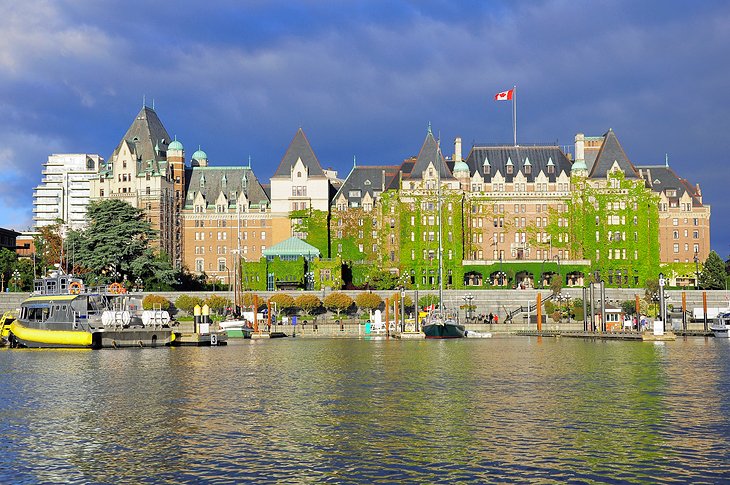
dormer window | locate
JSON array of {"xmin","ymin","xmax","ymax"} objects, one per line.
[
  {"xmin": 506, "ymin": 165, "xmax": 513, "ymax": 175},
  {"xmin": 548, "ymin": 165, "xmax": 555, "ymax": 174},
  {"xmin": 524, "ymin": 165, "xmax": 531, "ymax": 175},
  {"xmin": 297, "ymin": 171, "xmax": 302, "ymax": 178}
]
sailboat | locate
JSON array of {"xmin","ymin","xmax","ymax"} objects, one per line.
[{"xmin": 422, "ymin": 138, "xmax": 466, "ymax": 339}]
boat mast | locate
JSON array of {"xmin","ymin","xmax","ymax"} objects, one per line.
[{"xmin": 436, "ymin": 139, "xmax": 444, "ymax": 310}]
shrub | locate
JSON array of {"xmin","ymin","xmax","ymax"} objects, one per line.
[
  {"xmin": 323, "ymin": 292, "xmax": 354, "ymax": 317},
  {"xmin": 355, "ymin": 292, "xmax": 383, "ymax": 312},
  {"xmin": 294, "ymin": 294, "xmax": 322, "ymax": 316},
  {"xmin": 205, "ymin": 294, "xmax": 232, "ymax": 316},
  {"xmin": 269, "ymin": 293, "xmax": 295, "ymax": 314},
  {"xmin": 175, "ymin": 294, "xmax": 204, "ymax": 315},
  {"xmin": 142, "ymin": 294, "xmax": 171, "ymax": 311}
]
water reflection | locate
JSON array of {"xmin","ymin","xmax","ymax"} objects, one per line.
[{"xmin": 1, "ymin": 338, "xmax": 729, "ymax": 483}]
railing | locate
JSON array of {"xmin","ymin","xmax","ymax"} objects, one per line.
[{"xmin": 505, "ymin": 293, "xmax": 556, "ymax": 323}]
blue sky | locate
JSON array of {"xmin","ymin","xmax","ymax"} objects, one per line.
[{"xmin": 1, "ymin": 0, "xmax": 729, "ymax": 256}]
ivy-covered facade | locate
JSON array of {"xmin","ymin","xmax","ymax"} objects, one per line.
[{"xmin": 239, "ymin": 126, "xmax": 709, "ymax": 290}]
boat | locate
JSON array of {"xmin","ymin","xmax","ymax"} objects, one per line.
[
  {"xmin": 220, "ymin": 318, "xmax": 254, "ymax": 339},
  {"xmin": 421, "ymin": 137, "xmax": 467, "ymax": 339},
  {"xmin": 5, "ymin": 271, "xmax": 175, "ymax": 349},
  {"xmin": 710, "ymin": 312, "xmax": 730, "ymax": 338},
  {"xmin": 422, "ymin": 309, "xmax": 467, "ymax": 339}
]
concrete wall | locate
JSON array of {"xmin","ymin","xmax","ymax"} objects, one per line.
[{"xmin": 3, "ymin": 288, "xmax": 728, "ymax": 318}]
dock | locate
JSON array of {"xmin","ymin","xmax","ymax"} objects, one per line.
[{"xmin": 172, "ymin": 321, "xmax": 227, "ymax": 346}]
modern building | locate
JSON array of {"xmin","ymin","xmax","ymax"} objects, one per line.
[{"xmin": 32, "ymin": 153, "xmax": 103, "ymax": 231}]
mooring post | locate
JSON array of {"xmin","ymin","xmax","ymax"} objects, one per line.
[
  {"xmin": 536, "ymin": 292, "xmax": 542, "ymax": 332},
  {"xmin": 681, "ymin": 292, "xmax": 687, "ymax": 331},
  {"xmin": 385, "ymin": 298, "xmax": 390, "ymax": 338},
  {"xmin": 703, "ymin": 291, "xmax": 708, "ymax": 332}
]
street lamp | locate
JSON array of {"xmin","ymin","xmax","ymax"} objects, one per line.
[
  {"xmin": 12, "ymin": 270, "xmax": 20, "ymax": 292},
  {"xmin": 135, "ymin": 277, "xmax": 143, "ymax": 292},
  {"xmin": 694, "ymin": 251, "xmax": 700, "ymax": 289},
  {"xmin": 400, "ymin": 286, "xmax": 406, "ymax": 331}
]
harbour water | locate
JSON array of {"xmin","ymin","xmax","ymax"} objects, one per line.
[{"xmin": 1, "ymin": 337, "xmax": 729, "ymax": 484}]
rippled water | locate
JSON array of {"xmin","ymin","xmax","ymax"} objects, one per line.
[{"xmin": 1, "ymin": 337, "xmax": 729, "ymax": 484}]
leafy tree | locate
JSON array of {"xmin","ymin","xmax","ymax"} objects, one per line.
[
  {"xmin": 0, "ymin": 248, "xmax": 18, "ymax": 285},
  {"xmin": 130, "ymin": 251, "xmax": 179, "ymax": 290},
  {"xmin": 367, "ymin": 270, "xmax": 399, "ymax": 290},
  {"xmin": 205, "ymin": 295, "xmax": 232, "ymax": 316},
  {"xmin": 175, "ymin": 294, "xmax": 204, "ymax": 315},
  {"xmin": 34, "ymin": 222, "xmax": 63, "ymax": 273},
  {"xmin": 294, "ymin": 294, "xmax": 322, "ymax": 316},
  {"xmin": 418, "ymin": 294, "xmax": 439, "ymax": 310},
  {"xmin": 323, "ymin": 292, "xmax": 354, "ymax": 317},
  {"xmin": 355, "ymin": 292, "xmax": 383, "ymax": 312},
  {"xmin": 142, "ymin": 295, "xmax": 171, "ymax": 311},
  {"xmin": 242, "ymin": 293, "xmax": 265, "ymax": 310},
  {"xmin": 699, "ymin": 251, "xmax": 726, "ymax": 290},
  {"xmin": 550, "ymin": 277, "xmax": 563, "ymax": 296},
  {"xmin": 644, "ymin": 278, "xmax": 659, "ymax": 304},
  {"xmin": 621, "ymin": 300, "xmax": 636, "ymax": 316},
  {"xmin": 73, "ymin": 199, "xmax": 155, "ymax": 282},
  {"xmin": 269, "ymin": 293, "xmax": 295, "ymax": 315}
]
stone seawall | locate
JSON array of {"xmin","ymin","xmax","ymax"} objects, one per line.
[{"xmin": 2, "ymin": 288, "xmax": 728, "ymax": 319}]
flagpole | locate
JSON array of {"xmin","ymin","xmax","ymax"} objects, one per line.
[{"xmin": 513, "ymin": 85, "xmax": 517, "ymax": 146}]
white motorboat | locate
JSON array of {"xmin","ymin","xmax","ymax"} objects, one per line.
[{"xmin": 710, "ymin": 312, "xmax": 730, "ymax": 338}]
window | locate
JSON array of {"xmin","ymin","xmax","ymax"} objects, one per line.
[
  {"xmin": 218, "ymin": 260, "xmax": 226, "ymax": 272},
  {"xmin": 673, "ymin": 243, "xmax": 679, "ymax": 253},
  {"xmin": 672, "ymin": 218, "xmax": 678, "ymax": 226}
]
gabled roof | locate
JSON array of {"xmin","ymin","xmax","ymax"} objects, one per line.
[
  {"xmin": 184, "ymin": 166, "xmax": 270, "ymax": 210},
  {"xmin": 109, "ymin": 107, "xmax": 171, "ymax": 165},
  {"xmin": 263, "ymin": 237, "xmax": 320, "ymax": 257},
  {"xmin": 272, "ymin": 128, "xmax": 325, "ymax": 178},
  {"xmin": 333, "ymin": 165, "xmax": 399, "ymax": 206},
  {"xmin": 406, "ymin": 130, "xmax": 454, "ymax": 180},
  {"xmin": 588, "ymin": 129, "xmax": 640, "ymax": 179},
  {"xmin": 464, "ymin": 145, "xmax": 571, "ymax": 182},
  {"xmin": 635, "ymin": 164, "xmax": 704, "ymax": 207}
]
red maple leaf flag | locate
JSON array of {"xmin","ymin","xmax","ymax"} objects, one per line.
[{"xmin": 495, "ymin": 89, "xmax": 514, "ymax": 101}]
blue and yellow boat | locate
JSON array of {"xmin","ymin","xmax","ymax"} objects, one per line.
[{"xmin": 5, "ymin": 271, "xmax": 175, "ymax": 349}]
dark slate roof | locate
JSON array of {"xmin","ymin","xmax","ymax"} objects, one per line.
[
  {"xmin": 464, "ymin": 145, "xmax": 572, "ymax": 182},
  {"xmin": 184, "ymin": 166, "xmax": 270, "ymax": 210},
  {"xmin": 406, "ymin": 130, "xmax": 454, "ymax": 180},
  {"xmin": 588, "ymin": 129, "xmax": 640, "ymax": 179},
  {"xmin": 272, "ymin": 128, "xmax": 325, "ymax": 178},
  {"xmin": 109, "ymin": 107, "xmax": 171, "ymax": 165},
  {"xmin": 333, "ymin": 165, "xmax": 399, "ymax": 205},
  {"xmin": 635, "ymin": 165, "xmax": 704, "ymax": 207}
]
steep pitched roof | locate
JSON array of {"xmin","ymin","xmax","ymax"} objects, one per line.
[
  {"xmin": 464, "ymin": 145, "xmax": 571, "ymax": 182},
  {"xmin": 109, "ymin": 107, "xmax": 171, "ymax": 164},
  {"xmin": 184, "ymin": 166, "xmax": 270, "ymax": 210},
  {"xmin": 333, "ymin": 165, "xmax": 399, "ymax": 206},
  {"xmin": 588, "ymin": 129, "xmax": 640, "ymax": 179},
  {"xmin": 406, "ymin": 130, "xmax": 454, "ymax": 180},
  {"xmin": 272, "ymin": 128, "xmax": 325, "ymax": 178},
  {"xmin": 635, "ymin": 165, "xmax": 704, "ymax": 207}
]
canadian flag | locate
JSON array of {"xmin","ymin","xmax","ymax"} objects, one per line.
[{"xmin": 495, "ymin": 89, "xmax": 514, "ymax": 101}]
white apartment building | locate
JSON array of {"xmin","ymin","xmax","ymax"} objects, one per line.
[{"xmin": 33, "ymin": 154, "xmax": 103, "ymax": 231}]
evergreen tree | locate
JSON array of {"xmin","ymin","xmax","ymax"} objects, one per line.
[{"xmin": 699, "ymin": 251, "xmax": 726, "ymax": 290}]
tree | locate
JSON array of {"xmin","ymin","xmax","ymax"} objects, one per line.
[
  {"xmin": 367, "ymin": 270, "xmax": 399, "ymax": 290},
  {"xmin": 130, "ymin": 251, "xmax": 179, "ymax": 290},
  {"xmin": 34, "ymin": 222, "xmax": 63, "ymax": 273},
  {"xmin": 323, "ymin": 292, "xmax": 354, "ymax": 318},
  {"xmin": 175, "ymin": 294, "xmax": 204, "ymax": 315},
  {"xmin": 644, "ymin": 278, "xmax": 659, "ymax": 304},
  {"xmin": 0, "ymin": 248, "xmax": 17, "ymax": 285},
  {"xmin": 700, "ymin": 251, "xmax": 726, "ymax": 290},
  {"xmin": 269, "ymin": 293, "xmax": 295, "ymax": 315},
  {"xmin": 294, "ymin": 294, "xmax": 322, "ymax": 316},
  {"xmin": 205, "ymin": 295, "xmax": 232, "ymax": 316},
  {"xmin": 142, "ymin": 295, "xmax": 171, "ymax": 311},
  {"xmin": 550, "ymin": 277, "xmax": 563, "ymax": 296},
  {"xmin": 242, "ymin": 293, "xmax": 264, "ymax": 310},
  {"xmin": 418, "ymin": 294, "xmax": 439, "ymax": 310},
  {"xmin": 621, "ymin": 300, "xmax": 636, "ymax": 316},
  {"xmin": 355, "ymin": 292, "xmax": 383, "ymax": 313},
  {"xmin": 73, "ymin": 199, "xmax": 155, "ymax": 282}
]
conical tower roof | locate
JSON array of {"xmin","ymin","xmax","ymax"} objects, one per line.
[{"xmin": 110, "ymin": 106, "xmax": 171, "ymax": 164}]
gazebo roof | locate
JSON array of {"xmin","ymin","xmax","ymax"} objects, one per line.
[{"xmin": 263, "ymin": 237, "xmax": 321, "ymax": 258}]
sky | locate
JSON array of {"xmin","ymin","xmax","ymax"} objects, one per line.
[{"xmin": 1, "ymin": 0, "xmax": 729, "ymax": 255}]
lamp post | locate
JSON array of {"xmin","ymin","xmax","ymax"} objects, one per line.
[
  {"xmin": 658, "ymin": 272, "xmax": 666, "ymax": 325},
  {"xmin": 12, "ymin": 270, "xmax": 20, "ymax": 292},
  {"xmin": 135, "ymin": 277, "xmax": 143, "ymax": 292},
  {"xmin": 400, "ymin": 286, "xmax": 406, "ymax": 331},
  {"xmin": 694, "ymin": 251, "xmax": 700, "ymax": 289}
]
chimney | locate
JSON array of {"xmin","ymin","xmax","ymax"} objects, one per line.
[
  {"xmin": 575, "ymin": 133, "xmax": 585, "ymax": 164},
  {"xmin": 454, "ymin": 137, "xmax": 462, "ymax": 162}
]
